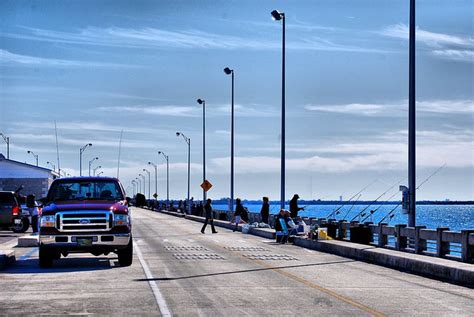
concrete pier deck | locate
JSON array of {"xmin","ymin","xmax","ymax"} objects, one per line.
[{"xmin": 0, "ymin": 207, "xmax": 473, "ymax": 316}]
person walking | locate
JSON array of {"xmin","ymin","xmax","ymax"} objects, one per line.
[
  {"xmin": 201, "ymin": 198, "xmax": 217, "ymax": 234},
  {"xmin": 260, "ymin": 196, "xmax": 270, "ymax": 224},
  {"xmin": 289, "ymin": 194, "xmax": 304, "ymax": 219},
  {"xmin": 233, "ymin": 198, "xmax": 245, "ymax": 232}
]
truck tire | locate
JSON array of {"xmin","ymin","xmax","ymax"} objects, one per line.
[
  {"xmin": 118, "ymin": 237, "xmax": 133, "ymax": 267},
  {"xmin": 12, "ymin": 218, "xmax": 30, "ymax": 233},
  {"xmin": 39, "ymin": 245, "xmax": 53, "ymax": 268}
]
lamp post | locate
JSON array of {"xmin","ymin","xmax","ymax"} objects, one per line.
[
  {"xmin": 27, "ymin": 150, "xmax": 39, "ymax": 166},
  {"xmin": 139, "ymin": 173, "xmax": 146, "ymax": 198},
  {"xmin": 197, "ymin": 98, "xmax": 206, "ymax": 201},
  {"xmin": 97, "ymin": 171, "xmax": 104, "ymax": 177},
  {"xmin": 176, "ymin": 132, "xmax": 191, "ymax": 213},
  {"xmin": 79, "ymin": 143, "xmax": 92, "ymax": 176},
  {"xmin": 271, "ymin": 9, "xmax": 286, "ymax": 210},
  {"xmin": 132, "ymin": 180, "xmax": 137, "ymax": 196},
  {"xmin": 46, "ymin": 161, "xmax": 56, "ymax": 172},
  {"xmin": 148, "ymin": 162, "xmax": 158, "ymax": 202},
  {"xmin": 224, "ymin": 67, "xmax": 235, "ymax": 213},
  {"xmin": 93, "ymin": 165, "xmax": 102, "ymax": 176},
  {"xmin": 408, "ymin": 0, "xmax": 416, "ymax": 227},
  {"xmin": 157, "ymin": 151, "xmax": 170, "ymax": 206},
  {"xmin": 0, "ymin": 133, "xmax": 9, "ymax": 159},
  {"xmin": 143, "ymin": 168, "xmax": 151, "ymax": 200},
  {"xmin": 136, "ymin": 177, "xmax": 142, "ymax": 194},
  {"xmin": 88, "ymin": 157, "xmax": 99, "ymax": 177}
]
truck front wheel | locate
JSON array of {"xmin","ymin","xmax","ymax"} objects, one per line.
[
  {"xmin": 39, "ymin": 245, "xmax": 53, "ymax": 268},
  {"xmin": 117, "ymin": 237, "xmax": 133, "ymax": 267}
]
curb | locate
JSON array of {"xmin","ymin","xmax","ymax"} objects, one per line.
[
  {"xmin": 18, "ymin": 236, "xmax": 39, "ymax": 247},
  {"xmin": 0, "ymin": 249, "xmax": 15, "ymax": 270}
]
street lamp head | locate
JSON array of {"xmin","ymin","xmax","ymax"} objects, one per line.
[
  {"xmin": 176, "ymin": 132, "xmax": 181, "ymax": 137},
  {"xmin": 271, "ymin": 9, "xmax": 283, "ymax": 21},
  {"xmin": 157, "ymin": 151, "xmax": 162, "ymax": 155},
  {"xmin": 224, "ymin": 67, "xmax": 233, "ymax": 75},
  {"xmin": 197, "ymin": 98, "xmax": 204, "ymax": 105},
  {"xmin": 95, "ymin": 157, "xmax": 99, "ymax": 160},
  {"xmin": 88, "ymin": 143, "xmax": 92, "ymax": 146},
  {"xmin": 148, "ymin": 161, "xmax": 152, "ymax": 164},
  {"xmin": 27, "ymin": 150, "xmax": 31, "ymax": 154}
]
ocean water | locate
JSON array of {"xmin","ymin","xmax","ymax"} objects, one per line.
[{"xmin": 213, "ymin": 204, "xmax": 474, "ymax": 232}]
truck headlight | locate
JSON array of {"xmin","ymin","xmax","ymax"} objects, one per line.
[
  {"xmin": 40, "ymin": 215, "xmax": 55, "ymax": 227},
  {"xmin": 114, "ymin": 214, "xmax": 130, "ymax": 226}
]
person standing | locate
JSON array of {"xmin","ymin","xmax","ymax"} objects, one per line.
[
  {"xmin": 201, "ymin": 198, "xmax": 217, "ymax": 234},
  {"xmin": 233, "ymin": 198, "xmax": 245, "ymax": 232},
  {"xmin": 26, "ymin": 194, "xmax": 39, "ymax": 234},
  {"xmin": 260, "ymin": 196, "xmax": 270, "ymax": 224},
  {"xmin": 289, "ymin": 194, "xmax": 304, "ymax": 219}
]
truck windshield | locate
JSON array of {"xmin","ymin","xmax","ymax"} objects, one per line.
[{"xmin": 48, "ymin": 181, "xmax": 124, "ymax": 202}]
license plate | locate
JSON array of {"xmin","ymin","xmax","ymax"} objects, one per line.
[
  {"xmin": 14, "ymin": 219, "xmax": 21, "ymax": 224},
  {"xmin": 77, "ymin": 238, "xmax": 93, "ymax": 247}
]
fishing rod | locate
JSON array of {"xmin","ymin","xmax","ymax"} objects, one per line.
[
  {"xmin": 350, "ymin": 177, "xmax": 405, "ymax": 222},
  {"xmin": 338, "ymin": 194, "xmax": 362, "ymax": 220},
  {"xmin": 360, "ymin": 190, "xmax": 400, "ymax": 223},
  {"xmin": 377, "ymin": 163, "xmax": 447, "ymax": 224},
  {"xmin": 326, "ymin": 179, "xmax": 378, "ymax": 218}
]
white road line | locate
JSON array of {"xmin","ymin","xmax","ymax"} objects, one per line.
[{"xmin": 134, "ymin": 241, "xmax": 172, "ymax": 317}]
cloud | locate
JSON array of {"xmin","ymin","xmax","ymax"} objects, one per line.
[
  {"xmin": 378, "ymin": 24, "xmax": 474, "ymax": 62},
  {"xmin": 0, "ymin": 49, "xmax": 134, "ymax": 68},
  {"xmin": 305, "ymin": 99, "xmax": 474, "ymax": 116},
  {"xmin": 4, "ymin": 26, "xmax": 385, "ymax": 54},
  {"xmin": 97, "ymin": 105, "xmax": 197, "ymax": 117}
]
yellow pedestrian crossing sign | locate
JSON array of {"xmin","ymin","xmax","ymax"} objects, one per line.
[{"xmin": 200, "ymin": 180, "xmax": 213, "ymax": 192}]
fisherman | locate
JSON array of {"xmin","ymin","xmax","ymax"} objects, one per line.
[
  {"xmin": 289, "ymin": 194, "xmax": 304, "ymax": 219},
  {"xmin": 260, "ymin": 196, "xmax": 270, "ymax": 224},
  {"xmin": 233, "ymin": 198, "xmax": 245, "ymax": 232},
  {"xmin": 201, "ymin": 198, "xmax": 217, "ymax": 234},
  {"xmin": 274, "ymin": 209, "xmax": 286, "ymax": 243}
]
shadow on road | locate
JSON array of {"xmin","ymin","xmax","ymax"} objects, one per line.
[
  {"xmin": 134, "ymin": 259, "xmax": 354, "ymax": 282},
  {"xmin": 3, "ymin": 257, "xmax": 116, "ymax": 274}
]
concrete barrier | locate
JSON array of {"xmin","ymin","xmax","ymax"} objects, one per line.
[
  {"xmin": 294, "ymin": 237, "xmax": 474, "ymax": 287},
  {"xmin": 0, "ymin": 249, "xmax": 15, "ymax": 270},
  {"xmin": 17, "ymin": 235, "xmax": 39, "ymax": 247}
]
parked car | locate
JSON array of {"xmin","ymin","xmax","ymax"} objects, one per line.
[
  {"xmin": 38, "ymin": 177, "xmax": 132, "ymax": 268},
  {"xmin": 0, "ymin": 191, "xmax": 31, "ymax": 233}
]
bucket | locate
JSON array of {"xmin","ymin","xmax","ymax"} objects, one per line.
[{"xmin": 242, "ymin": 224, "xmax": 251, "ymax": 234}]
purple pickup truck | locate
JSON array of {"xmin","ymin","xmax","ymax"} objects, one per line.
[{"xmin": 39, "ymin": 177, "xmax": 132, "ymax": 268}]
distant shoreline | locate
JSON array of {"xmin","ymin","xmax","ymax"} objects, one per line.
[{"xmin": 209, "ymin": 200, "xmax": 474, "ymax": 206}]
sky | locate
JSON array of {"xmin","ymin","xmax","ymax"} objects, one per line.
[{"xmin": 0, "ymin": 0, "xmax": 473, "ymax": 201}]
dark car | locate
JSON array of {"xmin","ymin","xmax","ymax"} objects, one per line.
[
  {"xmin": 38, "ymin": 177, "xmax": 132, "ymax": 268},
  {"xmin": 0, "ymin": 191, "xmax": 30, "ymax": 233}
]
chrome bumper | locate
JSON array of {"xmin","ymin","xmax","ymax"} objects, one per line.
[{"xmin": 39, "ymin": 233, "xmax": 130, "ymax": 247}]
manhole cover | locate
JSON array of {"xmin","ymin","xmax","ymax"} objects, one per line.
[
  {"xmin": 243, "ymin": 254, "xmax": 298, "ymax": 261},
  {"xmin": 165, "ymin": 245, "xmax": 209, "ymax": 252},
  {"xmin": 224, "ymin": 246, "xmax": 268, "ymax": 252},
  {"xmin": 173, "ymin": 253, "xmax": 225, "ymax": 260}
]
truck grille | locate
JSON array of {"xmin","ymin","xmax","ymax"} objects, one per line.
[{"xmin": 57, "ymin": 211, "xmax": 111, "ymax": 232}]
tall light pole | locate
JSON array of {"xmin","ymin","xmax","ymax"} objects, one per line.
[
  {"xmin": 271, "ymin": 9, "xmax": 286, "ymax": 210},
  {"xmin": 139, "ymin": 173, "xmax": 146, "ymax": 198},
  {"xmin": 176, "ymin": 132, "xmax": 191, "ymax": 213},
  {"xmin": 46, "ymin": 161, "xmax": 56, "ymax": 172},
  {"xmin": 148, "ymin": 162, "xmax": 158, "ymax": 203},
  {"xmin": 197, "ymin": 98, "xmax": 206, "ymax": 201},
  {"xmin": 88, "ymin": 157, "xmax": 99, "ymax": 177},
  {"xmin": 0, "ymin": 133, "xmax": 9, "ymax": 159},
  {"xmin": 157, "ymin": 151, "xmax": 170, "ymax": 206},
  {"xmin": 132, "ymin": 180, "xmax": 137, "ymax": 196},
  {"xmin": 93, "ymin": 165, "xmax": 102, "ymax": 176},
  {"xmin": 408, "ymin": 0, "xmax": 416, "ymax": 227},
  {"xmin": 224, "ymin": 67, "xmax": 235, "ymax": 213},
  {"xmin": 79, "ymin": 143, "xmax": 92, "ymax": 176},
  {"xmin": 143, "ymin": 168, "xmax": 151, "ymax": 200},
  {"xmin": 27, "ymin": 150, "xmax": 39, "ymax": 166},
  {"xmin": 135, "ymin": 177, "xmax": 142, "ymax": 194}
]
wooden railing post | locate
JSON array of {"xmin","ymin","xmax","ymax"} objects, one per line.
[
  {"xmin": 461, "ymin": 230, "xmax": 474, "ymax": 263},
  {"xmin": 414, "ymin": 226, "xmax": 427, "ymax": 254},
  {"xmin": 395, "ymin": 224, "xmax": 407, "ymax": 251},
  {"xmin": 378, "ymin": 223, "xmax": 388, "ymax": 247}
]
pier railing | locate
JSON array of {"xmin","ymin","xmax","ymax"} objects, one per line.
[{"xmin": 208, "ymin": 209, "xmax": 474, "ymax": 263}]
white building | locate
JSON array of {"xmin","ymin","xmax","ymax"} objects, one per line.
[{"xmin": 0, "ymin": 153, "xmax": 59, "ymax": 198}]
